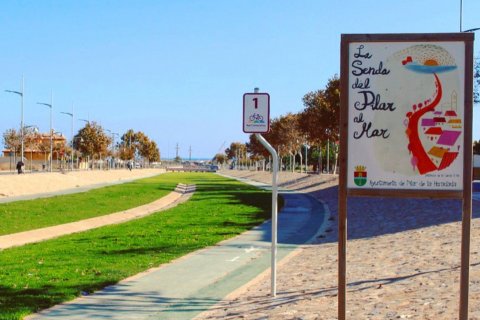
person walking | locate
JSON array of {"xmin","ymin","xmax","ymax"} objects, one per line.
[{"xmin": 16, "ymin": 160, "xmax": 24, "ymax": 174}]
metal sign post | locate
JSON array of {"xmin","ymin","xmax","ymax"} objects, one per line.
[
  {"xmin": 255, "ymin": 133, "xmax": 279, "ymax": 297},
  {"xmin": 243, "ymin": 89, "xmax": 278, "ymax": 296}
]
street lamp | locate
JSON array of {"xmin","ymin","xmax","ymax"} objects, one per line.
[
  {"xmin": 37, "ymin": 91, "xmax": 53, "ymax": 172},
  {"xmin": 52, "ymin": 131, "xmax": 63, "ymax": 170},
  {"xmin": 463, "ymin": 27, "xmax": 480, "ymax": 32},
  {"xmin": 23, "ymin": 125, "xmax": 39, "ymax": 172},
  {"xmin": 78, "ymin": 118, "xmax": 90, "ymax": 125},
  {"xmin": 106, "ymin": 129, "xmax": 119, "ymax": 169},
  {"xmin": 60, "ymin": 107, "xmax": 74, "ymax": 171},
  {"xmin": 5, "ymin": 76, "xmax": 24, "ymax": 161},
  {"xmin": 304, "ymin": 142, "xmax": 309, "ymax": 174}
]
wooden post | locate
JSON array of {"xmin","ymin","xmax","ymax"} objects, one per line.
[
  {"xmin": 459, "ymin": 36, "xmax": 474, "ymax": 320},
  {"xmin": 338, "ymin": 34, "xmax": 350, "ymax": 320}
]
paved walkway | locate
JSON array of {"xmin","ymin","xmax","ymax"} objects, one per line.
[
  {"xmin": 27, "ymin": 178, "xmax": 329, "ymax": 320},
  {"xmin": 0, "ymin": 190, "xmax": 190, "ymax": 250}
]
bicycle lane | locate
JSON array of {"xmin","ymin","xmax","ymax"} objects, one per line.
[{"xmin": 27, "ymin": 175, "xmax": 330, "ymax": 320}]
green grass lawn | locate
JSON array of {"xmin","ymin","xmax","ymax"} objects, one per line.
[
  {"xmin": 0, "ymin": 173, "xmax": 179, "ymax": 236},
  {"xmin": 0, "ymin": 172, "xmax": 273, "ymax": 319}
]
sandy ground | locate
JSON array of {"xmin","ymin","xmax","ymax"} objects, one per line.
[
  {"xmin": 0, "ymin": 169, "xmax": 165, "ymax": 199},
  {"xmin": 197, "ymin": 170, "xmax": 480, "ymax": 320}
]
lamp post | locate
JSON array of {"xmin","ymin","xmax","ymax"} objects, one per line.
[
  {"xmin": 106, "ymin": 129, "xmax": 119, "ymax": 169},
  {"xmin": 60, "ymin": 107, "xmax": 74, "ymax": 171},
  {"xmin": 304, "ymin": 142, "xmax": 309, "ymax": 174},
  {"xmin": 37, "ymin": 91, "xmax": 53, "ymax": 172},
  {"xmin": 23, "ymin": 125, "xmax": 39, "ymax": 172},
  {"xmin": 463, "ymin": 27, "xmax": 480, "ymax": 32},
  {"xmin": 5, "ymin": 76, "xmax": 24, "ymax": 162},
  {"xmin": 52, "ymin": 131, "xmax": 62, "ymax": 170}
]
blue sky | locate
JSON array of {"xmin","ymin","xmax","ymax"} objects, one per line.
[{"xmin": 1, "ymin": 0, "xmax": 479, "ymax": 159}]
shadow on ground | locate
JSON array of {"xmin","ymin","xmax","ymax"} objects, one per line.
[{"xmin": 306, "ymin": 184, "xmax": 479, "ymax": 242}]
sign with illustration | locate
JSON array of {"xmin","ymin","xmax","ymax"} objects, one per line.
[
  {"xmin": 345, "ymin": 38, "xmax": 468, "ymax": 191},
  {"xmin": 243, "ymin": 93, "xmax": 270, "ymax": 133}
]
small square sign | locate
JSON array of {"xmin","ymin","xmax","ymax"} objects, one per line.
[{"xmin": 243, "ymin": 93, "xmax": 270, "ymax": 133}]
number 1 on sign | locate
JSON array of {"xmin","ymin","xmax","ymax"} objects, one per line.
[{"xmin": 253, "ymin": 97, "xmax": 258, "ymax": 109}]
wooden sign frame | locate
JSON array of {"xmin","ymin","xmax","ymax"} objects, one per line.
[{"xmin": 339, "ymin": 33, "xmax": 474, "ymax": 320}]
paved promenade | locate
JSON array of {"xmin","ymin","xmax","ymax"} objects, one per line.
[
  {"xmin": 199, "ymin": 173, "xmax": 480, "ymax": 319},
  {"xmin": 27, "ymin": 178, "xmax": 328, "ymax": 319}
]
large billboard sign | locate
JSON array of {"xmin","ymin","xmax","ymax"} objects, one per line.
[
  {"xmin": 338, "ymin": 33, "xmax": 474, "ymax": 320},
  {"xmin": 342, "ymin": 35, "xmax": 473, "ymax": 193}
]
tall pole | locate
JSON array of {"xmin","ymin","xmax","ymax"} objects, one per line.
[
  {"xmin": 71, "ymin": 105, "xmax": 74, "ymax": 170},
  {"xmin": 255, "ymin": 133, "xmax": 278, "ymax": 297},
  {"xmin": 61, "ymin": 107, "xmax": 74, "ymax": 171},
  {"xmin": 305, "ymin": 144, "xmax": 308, "ymax": 173},
  {"xmin": 21, "ymin": 76, "xmax": 24, "ymax": 161},
  {"xmin": 327, "ymin": 139, "xmax": 330, "ymax": 173},
  {"xmin": 460, "ymin": 0, "xmax": 463, "ymax": 32},
  {"xmin": 5, "ymin": 76, "xmax": 24, "ymax": 162},
  {"xmin": 106, "ymin": 130, "xmax": 119, "ymax": 169},
  {"xmin": 50, "ymin": 92, "xmax": 53, "ymax": 172},
  {"xmin": 37, "ymin": 91, "xmax": 54, "ymax": 172}
]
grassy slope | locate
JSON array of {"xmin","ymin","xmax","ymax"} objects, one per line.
[
  {"xmin": 0, "ymin": 173, "xmax": 272, "ymax": 319},
  {"xmin": 0, "ymin": 174, "xmax": 177, "ymax": 235}
]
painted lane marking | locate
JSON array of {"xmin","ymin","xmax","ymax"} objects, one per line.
[
  {"xmin": 244, "ymin": 246, "xmax": 257, "ymax": 253},
  {"xmin": 226, "ymin": 256, "xmax": 240, "ymax": 262}
]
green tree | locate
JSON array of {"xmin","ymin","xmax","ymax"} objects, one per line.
[
  {"xmin": 246, "ymin": 134, "xmax": 269, "ymax": 159},
  {"xmin": 270, "ymin": 113, "xmax": 304, "ymax": 171},
  {"xmin": 213, "ymin": 153, "xmax": 227, "ymax": 164},
  {"xmin": 225, "ymin": 142, "xmax": 246, "ymax": 160},
  {"xmin": 117, "ymin": 129, "xmax": 160, "ymax": 163},
  {"xmin": 298, "ymin": 75, "xmax": 340, "ymax": 172},
  {"xmin": 474, "ymin": 140, "xmax": 480, "ymax": 155},
  {"xmin": 2, "ymin": 129, "xmax": 20, "ymax": 155},
  {"xmin": 73, "ymin": 122, "xmax": 111, "ymax": 159},
  {"xmin": 142, "ymin": 140, "xmax": 161, "ymax": 162},
  {"xmin": 119, "ymin": 129, "xmax": 136, "ymax": 160},
  {"xmin": 299, "ymin": 75, "xmax": 340, "ymax": 144},
  {"xmin": 23, "ymin": 127, "xmax": 40, "ymax": 161}
]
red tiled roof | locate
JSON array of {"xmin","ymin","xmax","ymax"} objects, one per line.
[{"xmin": 445, "ymin": 110, "xmax": 457, "ymax": 117}]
